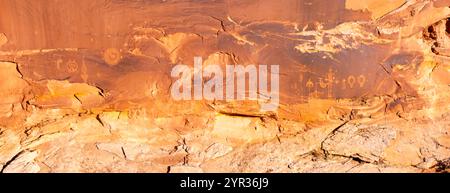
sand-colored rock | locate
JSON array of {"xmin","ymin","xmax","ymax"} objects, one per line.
[
  {"xmin": 0, "ymin": 33, "xmax": 7, "ymax": 47},
  {"xmin": 345, "ymin": 0, "xmax": 406, "ymax": 19},
  {"xmin": 0, "ymin": 0, "xmax": 448, "ymax": 173}
]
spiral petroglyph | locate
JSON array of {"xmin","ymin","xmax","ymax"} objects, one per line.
[{"xmin": 103, "ymin": 48, "xmax": 122, "ymax": 66}]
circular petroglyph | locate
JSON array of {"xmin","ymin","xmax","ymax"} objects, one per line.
[
  {"xmin": 347, "ymin": 75, "xmax": 356, "ymax": 88},
  {"xmin": 0, "ymin": 33, "xmax": 8, "ymax": 47},
  {"xmin": 66, "ymin": 60, "xmax": 78, "ymax": 73},
  {"xmin": 357, "ymin": 75, "xmax": 366, "ymax": 87},
  {"xmin": 103, "ymin": 48, "xmax": 122, "ymax": 66}
]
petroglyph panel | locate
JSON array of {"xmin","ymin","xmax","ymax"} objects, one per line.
[{"xmin": 0, "ymin": 0, "xmax": 448, "ymax": 173}]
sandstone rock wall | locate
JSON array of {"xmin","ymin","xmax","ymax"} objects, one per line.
[{"xmin": 0, "ymin": 0, "xmax": 449, "ymax": 173}]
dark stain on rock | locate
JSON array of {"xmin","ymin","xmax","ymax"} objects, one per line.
[
  {"xmin": 383, "ymin": 52, "xmax": 424, "ymax": 69},
  {"xmin": 446, "ymin": 18, "xmax": 450, "ymax": 35}
]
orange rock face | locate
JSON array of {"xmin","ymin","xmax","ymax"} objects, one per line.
[{"xmin": 0, "ymin": 0, "xmax": 449, "ymax": 173}]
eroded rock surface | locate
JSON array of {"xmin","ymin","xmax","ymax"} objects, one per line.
[{"xmin": 0, "ymin": 0, "xmax": 449, "ymax": 173}]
